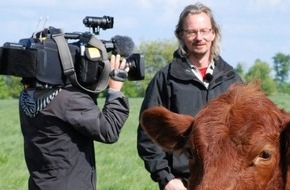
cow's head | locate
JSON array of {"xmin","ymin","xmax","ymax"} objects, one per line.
[{"xmin": 141, "ymin": 82, "xmax": 290, "ymax": 190}]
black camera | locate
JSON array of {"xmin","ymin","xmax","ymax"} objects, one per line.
[{"xmin": 0, "ymin": 16, "xmax": 145, "ymax": 93}]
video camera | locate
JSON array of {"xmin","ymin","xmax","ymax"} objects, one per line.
[{"xmin": 0, "ymin": 16, "xmax": 145, "ymax": 93}]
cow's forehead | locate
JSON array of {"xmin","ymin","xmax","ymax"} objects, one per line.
[{"xmin": 191, "ymin": 84, "xmax": 285, "ymax": 158}]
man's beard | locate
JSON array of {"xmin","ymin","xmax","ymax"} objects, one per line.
[{"xmin": 188, "ymin": 48, "xmax": 207, "ymax": 59}]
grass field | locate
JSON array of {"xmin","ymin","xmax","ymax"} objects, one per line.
[{"xmin": 1, "ymin": 94, "xmax": 290, "ymax": 190}]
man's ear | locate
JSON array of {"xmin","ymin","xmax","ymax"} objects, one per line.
[{"xmin": 141, "ymin": 106, "xmax": 194, "ymax": 151}]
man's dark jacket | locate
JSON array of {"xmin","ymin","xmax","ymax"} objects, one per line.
[
  {"xmin": 137, "ymin": 52, "xmax": 243, "ymax": 189},
  {"xmin": 19, "ymin": 86, "xmax": 129, "ymax": 190}
]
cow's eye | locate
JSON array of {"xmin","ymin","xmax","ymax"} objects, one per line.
[{"xmin": 259, "ymin": 150, "xmax": 271, "ymax": 159}]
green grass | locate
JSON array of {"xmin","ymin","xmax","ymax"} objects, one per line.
[
  {"xmin": 1, "ymin": 94, "xmax": 290, "ymax": 190},
  {"xmin": 268, "ymin": 93, "xmax": 290, "ymax": 112},
  {"xmin": 0, "ymin": 100, "xmax": 28, "ymax": 190},
  {"xmin": 94, "ymin": 98, "xmax": 157, "ymax": 190}
]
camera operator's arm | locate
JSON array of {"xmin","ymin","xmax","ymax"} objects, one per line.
[{"xmin": 53, "ymin": 54, "xmax": 129, "ymax": 143}]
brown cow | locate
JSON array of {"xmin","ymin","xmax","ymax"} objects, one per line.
[{"xmin": 141, "ymin": 82, "xmax": 290, "ymax": 190}]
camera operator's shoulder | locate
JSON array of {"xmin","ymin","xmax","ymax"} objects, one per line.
[
  {"xmin": 59, "ymin": 86, "xmax": 95, "ymax": 106},
  {"xmin": 60, "ymin": 86, "xmax": 90, "ymax": 98}
]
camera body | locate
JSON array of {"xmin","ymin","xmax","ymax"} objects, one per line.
[{"xmin": 0, "ymin": 16, "xmax": 145, "ymax": 93}]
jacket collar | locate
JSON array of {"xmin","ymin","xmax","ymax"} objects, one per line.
[{"xmin": 169, "ymin": 52, "xmax": 236, "ymax": 84}]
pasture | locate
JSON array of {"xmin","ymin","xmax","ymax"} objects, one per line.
[{"xmin": 1, "ymin": 94, "xmax": 290, "ymax": 190}]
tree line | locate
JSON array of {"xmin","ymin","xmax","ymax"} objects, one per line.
[{"xmin": 0, "ymin": 39, "xmax": 290, "ymax": 99}]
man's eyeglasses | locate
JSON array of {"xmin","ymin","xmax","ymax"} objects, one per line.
[{"xmin": 183, "ymin": 28, "xmax": 212, "ymax": 38}]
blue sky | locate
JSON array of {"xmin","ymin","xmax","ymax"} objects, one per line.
[{"xmin": 0, "ymin": 0, "xmax": 289, "ymax": 70}]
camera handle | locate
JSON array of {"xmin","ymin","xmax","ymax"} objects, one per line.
[
  {"xmin": 52, "ymin": 31, "xmax": 111, "ymax": 93},
  {"xmin": 109, "ymin": 69, "xmax": 128, "ymax": 82}
]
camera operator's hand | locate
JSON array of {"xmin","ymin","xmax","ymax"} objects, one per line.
[{"xmin": 109, "ymin": 54, "xmax": 129, "ymax": 91}]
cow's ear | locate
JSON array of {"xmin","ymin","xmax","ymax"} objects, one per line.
[{"xmin": 141, "ymin": 106, "xmax": 194, "ymax": 151}]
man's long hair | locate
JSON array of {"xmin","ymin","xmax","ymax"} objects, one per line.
[{"xmin": 174, "ymin": 3, "xmax": 221, "ymax": 61}]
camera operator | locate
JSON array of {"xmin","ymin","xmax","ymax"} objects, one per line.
[{"xmin": 19, "ymin": 54, "xmax": 129, "ymax": 190}]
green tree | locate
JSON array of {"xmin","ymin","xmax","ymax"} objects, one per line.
[
  {"xmin": 277, "ymin": 82, "xmax": 290, "ymax": 94},
  {"xmin": 6, "ymin": 76, "xmax": 22, "ymax": 98},
  {"xmin": 0, "ymin": 76, "xmax": 22, "ymax": 99},
  {"xmin": 235, "ymin": 63, "xmax": 245, "ymax": 81},
  {"xmin": 245, "ymin": 59, "xmax": 276, "ymax": 95},
  {"xmin": 0, "ymin": 76, "xmax": 10, "ymax": 99},
  {"xmin": 122, "ymin": 39, "xmax": 178, "ymax": 97},
  {"xmin": 136, "ymin": 38, "xmax": 178, "ymax": 77},
  {"xmin": 273, "ymin": 53, "xmax": 290, "ymax": 90}
]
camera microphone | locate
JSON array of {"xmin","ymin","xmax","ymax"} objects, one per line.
[
  {"xmin": 102, "ymin": 35, "xmax": 134, "ymax": 57},
  {"xmin": 111, "ymin": 35, "xmax": 134, "ymax": 57},
  {"xmin": 102, "ymin": 35, "xmax": 144, "ymax": 81}
]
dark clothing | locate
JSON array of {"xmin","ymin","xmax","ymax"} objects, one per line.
[
  {"xmin": 19, "ymin": 86, "xmax": 129, "ymax": 190},
  {"xmin": 137, "ymin": 52, "xmax": 242, "ymax": 189}
]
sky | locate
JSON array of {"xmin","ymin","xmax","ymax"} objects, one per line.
[{"xmin": 0, "ymin": 0, "xmax": 289, "ymax": 70}]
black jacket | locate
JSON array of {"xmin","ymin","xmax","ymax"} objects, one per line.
[
  {"xmin": 19, "ymin": 86, "xmax": 129, "ymax": 190},
  {"xmin": 137, "ymin": 52, "xmax": 242, "ymax": 189}
]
